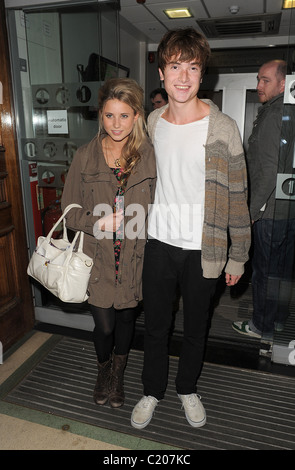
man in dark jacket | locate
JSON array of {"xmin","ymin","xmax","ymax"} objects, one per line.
[
  {"xmin": 150, "ymin": 88, "xmax": 168, "ymax": 110},
  {"xmin": 233, "ymin": 60, "xmax": 295, "ymax": 339}
]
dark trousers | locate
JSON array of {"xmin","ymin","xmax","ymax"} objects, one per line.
[
  {"xmin": 142, "ymin": 239, "xmax": 218, "ymax": 400},
  {"xmin": 251, "ymin": 218, "xmax": 295, "ymax": 335}
]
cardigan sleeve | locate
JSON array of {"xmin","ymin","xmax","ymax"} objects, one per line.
[
  {"xmin": 225, "ymin": 121, "xmax": 251, "ymax": 274},
  {"xmin": 147, "ymin": 105, "xmax": 168, "ymax": 142}
]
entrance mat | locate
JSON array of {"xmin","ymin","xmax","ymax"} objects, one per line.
[{"xmin": 4, "ymin": 336, "xmax": 295, "ymax": 450}]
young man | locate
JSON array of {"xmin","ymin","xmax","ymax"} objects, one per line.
[
  {"xmin": 131, "ymin": 28, "xmax": 251, "ymax": 429},
  {"xmin": 232, "ymin": 60, "xmax": 295, "ymax": 339}
]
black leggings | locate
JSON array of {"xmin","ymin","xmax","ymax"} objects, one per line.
[{"xmin": 90, "ymin": 305, "xmax": 136, "ymax": 363}]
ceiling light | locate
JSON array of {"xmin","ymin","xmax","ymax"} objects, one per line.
[
  {"xmin": 164, "ymin": 8, "xmax": 193, "ymax": 19},
  {"xmin": 283, "ymin": 0, "xmax": 295, "ymax": 8}
]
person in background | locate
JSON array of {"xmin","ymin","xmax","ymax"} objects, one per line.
[
  {"xmin": 131, "ymin": 28, "xmax": 251, "ymax": 430},
  {"xmin": 61, "ymin": 78, "xmax": 156, "ymax": 409},
  {"xmin": 232, "ymin": 60, "xmax": 295, "ymax": 340},
  {"xmin": 150, "ymin": 87, "xmax": 168, "ymax": 109}
]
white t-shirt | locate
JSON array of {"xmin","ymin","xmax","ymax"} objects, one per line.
[{"xmin": 148, "ymin": 115, "xmax": 209, "ymax": 249}]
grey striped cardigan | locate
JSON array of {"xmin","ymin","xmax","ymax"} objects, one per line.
[{"xmin": 147, "ymin": 99, "xmax": 251, "ymax": 278}]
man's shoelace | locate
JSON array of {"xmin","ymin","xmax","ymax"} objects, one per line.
[
  {"xmin": 140, "ymin": 396, "xmax": 156, "ymax": 408},
  {"xmin": 181, "ymin": 394, "xmax": 201, "ymax": 408}
]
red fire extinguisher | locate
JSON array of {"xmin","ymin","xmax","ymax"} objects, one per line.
[{"xmin": 42, "ymin": 199, "xmax": 63, "ymax": 238}]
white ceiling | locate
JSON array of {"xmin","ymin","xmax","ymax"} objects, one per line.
[{"xmin": 119, "ymin": 0, "xmax": 295, "ymax": 49}]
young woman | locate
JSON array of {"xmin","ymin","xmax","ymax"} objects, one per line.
[{"xmin": 61, "ymin": 78, "xmax": 156, "ymax": 408}]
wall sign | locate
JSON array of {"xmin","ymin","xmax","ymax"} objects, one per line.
[
  {"xmin": 276, "ymin": 174, "xmax": 295, "ymax": 200},
  {"xmin": 284, "ymin": 75, "xmax": 295, "ymax": 105},
  {"xmin": 47, "ymin": 109, "xmax": 68, "ymax": 134}
]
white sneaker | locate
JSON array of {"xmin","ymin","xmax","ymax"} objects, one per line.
[
  {"xmin": 178, "ymin": 393, "xmax": 206, "ymax": 428},
  {"xmin": 131, "ymin": 395, "xmax": 158, "ymax": 429}
]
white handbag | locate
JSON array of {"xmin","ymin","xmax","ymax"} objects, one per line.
[{"xmin": 27, "ymin": 203, "xmax": 93, "ymax": 303}]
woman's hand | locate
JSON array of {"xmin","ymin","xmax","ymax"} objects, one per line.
[{"xmin": 98, "ymin": 210, "xmax": 124, "ymax": 233}]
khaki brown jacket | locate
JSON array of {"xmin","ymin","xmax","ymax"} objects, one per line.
[
  {"xmin": 148, "ymin": 100, "xmax": 251, "ymax": 278},
  {"xmin": 61, "ymin": 134, "xmax": 157, "ymax": 309}
]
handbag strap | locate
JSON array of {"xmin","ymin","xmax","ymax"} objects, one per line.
[
  {"xmin": 77, "ymin": 230, "xmax": 85, "ymax": 253},
  {"xmin": 46, "ymin": 203, "xmax": 82, "ymax": 241},
  {"xmin": 62, "ymin": 218, "xmax": 69, "ymax": 242}
]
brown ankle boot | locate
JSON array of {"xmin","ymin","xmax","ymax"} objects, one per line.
[
  {"xmin": 93, "ymin": 358, "xmax": 111, "ymax": 405},
  {"xmin": 109, "ymin": 354, "xmax": 127, "ymax": 408}
]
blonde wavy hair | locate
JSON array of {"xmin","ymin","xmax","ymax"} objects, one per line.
[{"xmin": 98, "ymin": 78, "xmax": 147, "ymax": 178}]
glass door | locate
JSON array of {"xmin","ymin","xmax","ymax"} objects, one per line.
[
  {"xmin": 7, "ymin": 1, "xmax": 121, "ymax": 330},
  {"xmin": 271, "ymin": 6, "xmax": 295, "ymax": 366}
]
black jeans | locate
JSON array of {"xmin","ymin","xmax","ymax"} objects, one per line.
[
  {"xmin": 142, "ymin": 239, "xmax": 218, "ymax": 400},
  {"xmin": 250, "ymin": 218, "xmax": 295, "ymax": 335}
]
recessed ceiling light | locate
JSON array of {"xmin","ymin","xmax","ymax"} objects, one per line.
[
  {"xmin": 283, "ymin": 0, "xmax": 295, "ymax": 8},
  {"xmin": 164, "ymin": 8, "xmax": 193, "ymax": 19}
]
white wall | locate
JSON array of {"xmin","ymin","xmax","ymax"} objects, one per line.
[
  {"xmin": 204, "ymin": 73, "xmax": 257, "ymax": 141},
  {"xmin": 119, "ymin": 27, "xmax": 146, "ymax": 89}
]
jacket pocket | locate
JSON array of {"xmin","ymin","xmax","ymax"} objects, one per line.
[
  {"xmin": 88, "ymin": 243, "xmax": 102, "ymax": 284},
  {"xmin": 81, "ymin": 173, "xmax": 101, "ymax": 208},
  {"xmin": 82, "ymin": 172, "xmax": 103, "ymax": 183}
]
